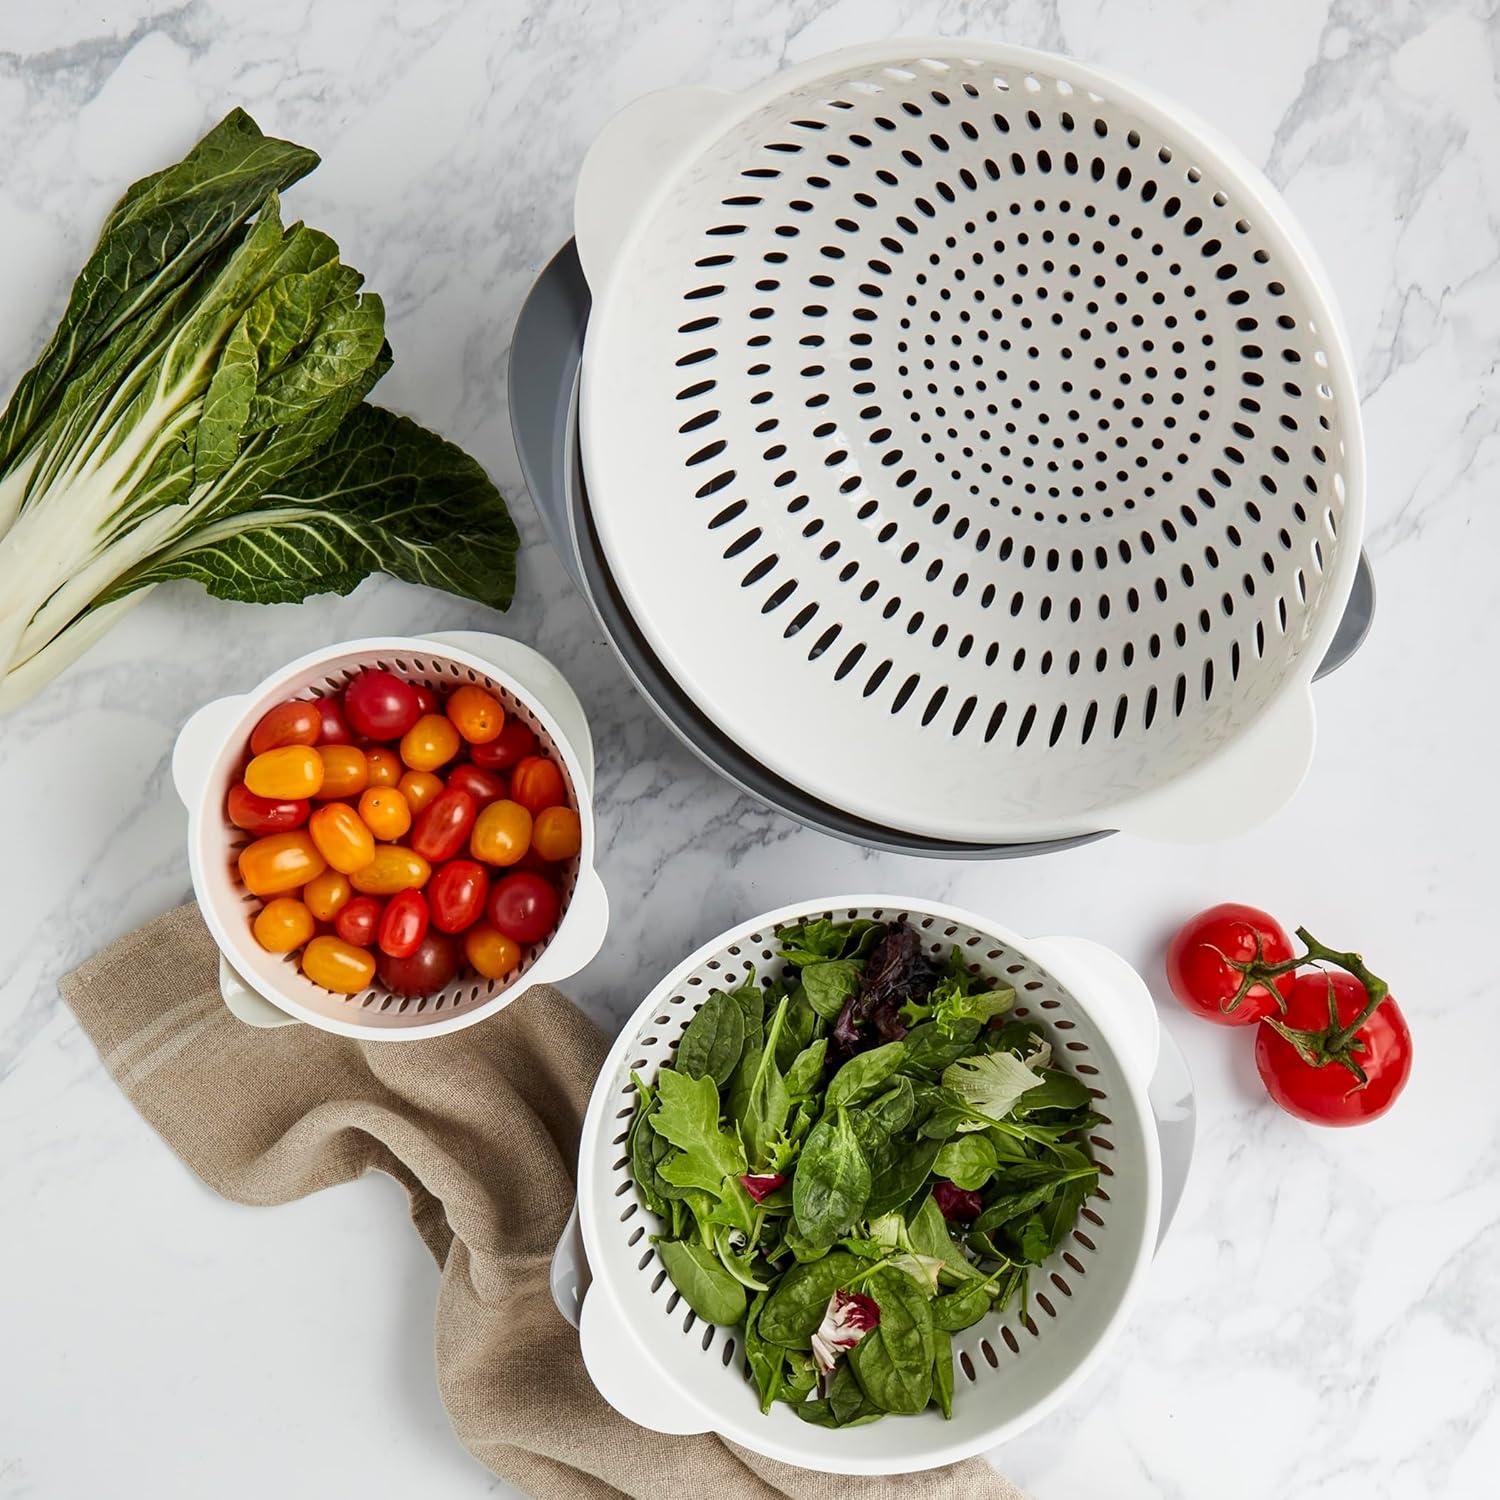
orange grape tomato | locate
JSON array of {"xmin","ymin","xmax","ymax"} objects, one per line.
[
  {"xmin": 400, "ymin": 714, "xmax": 461, "ymax": 772},
  {"xmin": 238, "ymin": 830, "xmax": 327, "ymax": 896},
  {"xmin": 358, "ymin": 786, "xmax": 411, "ymax": 841},
  {"xmin": 252, "ymin": 897, "xmax": 316, "ymax": 954},
  {"xmin": 315, "ymin": 744, "xmax": 369, "ymax": 799},
  {"xmin": 349, "ymin": 844, "xmax": 431, "ymax": 895},
  {"xmin": 445, "ymin": 684, "xmax": 506, "ymax": 744},
  {"xmin": 531, "ymin": 805, "xmax": 582, "ymax": 862},
  {"xmin": 464, "ymin": 923, "xmax": 521, "ymax": 980},
  {"xmin": 300, "ymin": 935, "xmax": 376, "ymax": 994},
  {"xmin": 469, "ymin": 799, "xmax": 532, "ymax": 866},
  {"xmin": 249, "ymin": 699, "xmax": 322, "ymax": 756},
  {"xmin": 364, "ymin": 746, "xmax": 403, "ymax": 787},
  {"xmin": 510, "ymin": 755, "xmax": 566, "ymax": 815},
  {"xmin": 244, "ymin": 744, "xmax": 324, "ymax": 801},
  {"xmin": 308, "ymin": 803, "xmax": 377, "ymax": 874},
  {"xmin": 302, "ymin": 869, "xmax": 352, "ymax": 922},
  {"xmin": 398, "ymin": 769, "xmax": 443, "ymax": 813}
]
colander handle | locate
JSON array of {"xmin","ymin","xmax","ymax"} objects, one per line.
[
  {"xmin": 218, "ymin": 955, "xmax": 299, "ymax": 1029},
  {"xmin": 1024, "ymin": 936, "xmax": 1159, "ymax": 1091},
  {"xmin": 171, "ymin": 693, "xmax": 250, "ymax": 809},
  {"xmin": 578, "ymin": 1287, "xmax": 713, "ymax": 1435},
  {"xmin": 574, "ymin": 86, "xmax": 737, "ymax": 291}
]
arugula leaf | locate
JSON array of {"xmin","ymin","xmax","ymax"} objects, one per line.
[{"xmin": 652, "ymin": 1067, "xmax": 746, "ymax": 1186}]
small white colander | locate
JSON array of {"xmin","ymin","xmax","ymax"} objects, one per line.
[
  {"xmin": 171, "ymin": 632, "xmax": 609, "ymax": 1040},
  {"xmin": 575, "ymin": 895, "xmax": 1161, "ymax": 1474},
  {"xmin": 577, "ymin": 40, "xmax": 1364, "ymax": 843}
]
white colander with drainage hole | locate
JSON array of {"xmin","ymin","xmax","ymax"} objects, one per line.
[
  {"xmin": 171, "ymin": 632, "xmax": 609, "ymax": 1041},
  {"xmin": 574, "ymin": 895, "xmax": 1161, "ymax": 1474},
  {"xmin": 576, "ymin": 39, "xmax": 1364, "ymax": 844}
]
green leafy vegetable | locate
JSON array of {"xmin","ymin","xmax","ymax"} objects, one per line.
[
  {"xmin": 653, "ymin": 1238, "xmax": 748, "ymax": 1325},
  {"xmin": 677, "ymin": 988, "xmax": 746, "ymax": 1087},
  {"xmin": 848, "ymin": 1267, "xmax": 935, "ymax": 1415},
  {"xmin": 793, "ymin": 1107, "xmax": 871, "ymax": 1247},
  {"xmin": 825, "ymin": 1041, "xmax": 906, "ymax": 1112},
  {"xmin": 652, "ymin": 1067, "xmax": 746, "ymax": 1187},
  {"xmin": 758, "ymin": 1252, "xmax": 864, "ymax": 1348},
  {"xmin": 933, "ymin": 1133, "xmax": 999, "ymax": 1191},
  {"xmin": 942, "ymin": 1051, "xmax": 1048, "ymax": 1126},
  {"xmin": 801, "ymin": 960, "xmax": 863, "ymax": 1021}
]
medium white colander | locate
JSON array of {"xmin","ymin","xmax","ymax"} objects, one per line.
[
  {"xmin": 171, "ymin": 631, "xmax": 609, "ymax": 1040},
  {"xmin": 576, "ymin": 40, "xmax": 1364, "ymax": 843},
  {"xmin": 575, "ymin": 895, "xmax": 1161, "ymax": 1474}
]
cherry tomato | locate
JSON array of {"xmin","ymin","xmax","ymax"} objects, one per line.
[
  {"xmin": 364, "ymin": 746, "xmax": 402, "ymax": 787},
  {"xmin": 252, "ymin": 897, "xmax": 316, "ymax": 954},
  {"xmin": 349, "ymin": 844, "xmax": 430, "ymax": 895},
  {"xmin": 445, "ymin": 763, "xmax": 507, "ymax": 810},
  {"xmin": 316, "ymin": 695, "xmax": 354, "ymax": 745},
  {"xmin": 400, "ymin": 713, "xmax": 461, "ymax": 772},
  {"xmin": 249, "ymin": 699, "xmax": 322, "ymax": 756},
  {"xmin": 342, "ymin": 669, "xmax": 421, "ymax": 742},
  {"xmin": 410, "ymin": 787, "xmax": 477, "ymax": 863},
  {"xmin": 308, "ymin": 803, "xmax": 376, "ymax": 874},
  {"xmin": 510, "ymin": 755, "xmax": 566, "ymax": 815},
  {"xmin": 238, "ymin": 830, "xmax": 326, "ymax": 897},
  {"xmin": 302, "ymin": 869, "xmax": 352, "ymax": 923},
  {"xmin": 470, "ymin": 799, "xmax": 531, "ymax": 866},
  {"xmin": 464, "ymin": 923, "xmax": 521, "ymax": 980},
  {"xmin": 398, "ymin": 770, "xmax": 443, "ymax": 813},
  {"xmin": 445, "ymin": 684, "xmax": 505, "ymax": 744},
  {"xmin": 1166, "ymin": 903, "xmax": 1296, "ymax": 1026},
  {"xmin": 378, "ymin": 888, "xmax": 430, "ymax": 959},
  {"xmin": 315, "ymin": 744, "xmax": 369, "ymax": 800},
  {"xmin": 428, "ymin": 859, "xmax": 490, "ymax": 934},
  {"xmin": 358, "ymin": 786, "xmax": 411, "ymax": 841},
  {"xmin": 244, "ymin": 744, "xmax": 324, "ymax": 801},
  {"xmin": 301, "ymin": 935, "xmax": 376, "ymax": 994},
  {"xmin": 412, "ymin": 683, "xmax": 439, "ymax": 716},
  {"xmin": 1255, "ymin": 971, "xmax": 1412, "ymax": 1126},
  {"xmin": 227, "ymin": 783, "xmax": 308, "ymax": 836},
  {"xmin": 470, "ymin": 718, "xmax": 538, "ymax": 772},
  {"xmin": 487, "ymin": 871, "xmax": 560, "ymax": 945},
  {"xmin": 377, "ymin": 930, "xmax": 460, "ymax": 997},
  {"xmin": 531, "ymin": 805, "xmax": 581, "ymax": 862},
  {"xmin": 334, "ymin": 894, "xmax": 383, "ymax": 946}
]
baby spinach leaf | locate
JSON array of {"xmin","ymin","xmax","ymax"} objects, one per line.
[
  {"xmin": 826, "ymin": 1040, "xmax": 907, "ymax": 1112},
  {"xmin": 932, "ymin": 1269, "xmax": 1005, "ymax": 1332},
  {"xmin": 654, "ymin": 1238, "xmax": 748, "ymax": 1325},
  {"xmin": 628, "ymin": 1110, "xmax": 670, "ymax": 1215},
  {"xmin": 907, "ymin": 1193, "xmax": 982, "ymax": 1282},
  {"xmin": 849, "ymin": 1268, "xmax": 936, "ymax": 1415},
  {"xmin": 743, "ymin": 1291, "xmax": 783, "ymax": 1413},
  {"xmin": 900, "ymin": 1020, "xmax": 983, "ymax": 1080},
  {"xmin": 724, "ymin": 969, "xmax": 766, "ymax": 1052},
  {"xmin": 973, "ymin": 1165, "xmax": 1098, "ymax": 1236},
  {"xmin": 802, "ymin": 959, "xmax": 863, "ymax": 1021},
  {"xmin": 864, "ymin": 1075, "xmax": 915, "ymax": 1135},
  {"xmin": 652, "ymin": 1067, "xmax": 746, "ymax": 1184},
  {"xmin": 776, "ymin": 916, "xmax": 882, "ymax": 966},
  {"xmin": 758, "ymin": 1251, "xmax": 863, "ymax": 1347},
  {"xmin": 933, "ymin": 1133, "xmax": 999, "ymax": 1191},
  {"xmin": 713, "ymin": 1225, "xmax": 769, "ymax": 1290},
  {"xmin": 933, "ymin": 1330, "xmax": 955, "ymax": 1419},
  {"xmin": 1012, "ymin": 1067, "xmax": 1094, "ymax": 1116},
  {"xmin": 677, "ymin": 989, "xmax": 746, "ymax": 1087},
  {"xmin": 865, "ymin": 1133, "xmax": 943, "ymax": 1219},
  {"xmin": 735, "ymin": 998, "xmax": 793, "ymax": 1168},
  {"xmin": 829, "ymin": 1360, "xmax": 883, "ymax": 1426},
  {"xmin": 1002, "ymin": 1212, "xmax": 1052, "ymax": 1266},
  {"xmin": 793, "ymin": 1107, "xmax": 871, "ymax": 1247},
  {"xmin": 774, "ymin": 984, "xmax": 819, "ymax": 1073},
  {"xmin": 784, "ymin": 1038, "xmax": 828, "ymax": 1099}
]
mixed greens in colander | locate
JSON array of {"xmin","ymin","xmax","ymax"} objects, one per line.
[{"xmin": 628, "ymin": 917, "xmax": 1100, "ymax": 1428}]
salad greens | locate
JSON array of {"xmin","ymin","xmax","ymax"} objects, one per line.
[
  {"xmin": 0, "ymin": 109, "xmax": 517, "ymax": 709},
  {"xmin": 631, "ymin": 917, "xmax": 1101, "ymax": 1429}
]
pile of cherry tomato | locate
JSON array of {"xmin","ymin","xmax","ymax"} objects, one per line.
[{"xmin": 229, "ymin": 668, "xmax": 580, "ymax": 999}]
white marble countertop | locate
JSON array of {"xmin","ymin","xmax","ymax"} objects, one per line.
[{"xmin": 2, "ymin": 2, "xmax": 1498, "ymax": 1496}]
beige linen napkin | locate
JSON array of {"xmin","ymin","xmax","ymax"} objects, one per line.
[{"xmin": 61, "ymin": 903, "xmax": 1027, "ymax": 1500}]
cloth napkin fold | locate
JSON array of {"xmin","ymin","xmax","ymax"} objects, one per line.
[{"xmin": 61, "ymin": 903, "xmax": 1027, "ymax": 1500}]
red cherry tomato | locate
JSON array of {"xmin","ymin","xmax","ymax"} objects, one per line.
[
  {"xmin": 428, "ymin": 859, "xmax": 491, "ymax": 934},
  {"xmin": 1166, "ymin": 903, "xmax": 1296, "ymax": 1026},
  {"xmin": 410, "ymin": 787, "xmax": 477, "ymax": 863},
  {"xmin": 510, "ymin": 755, "xmax": 566, "ymax": 815},
  {"xmin": 250, "ymin": 699, "xmax": 322, "ymax": 755},
  {"xmin": 334, "ymin": 894, "xmax": 384, "ymax": 947},
  {"xmin": 470, "ymin": 718, "xmax": 538, "ymax": 772},
  {"xmin": 412, "ymin": 683, "xmax": 439, "ymax": 717},
  {"xmin": 316, "ymin": 695, "xmax": 354, "ymax": 745},
  {"xmin": 227, "ymin": 783, "xmax": 309, "ymax": 835},
  {"xmin": 1255, "ymin": 971, "xmax": 1412, "ymax": 1126},
  {"xmin": 343, "ymin": 669, "xmax": 421, "ymax": 741},
  {"xmin": 444, "ymin": 763, "xmax": 507, "ymax": 810},
  {"xmin": 378, "ymin": 888, "xmax": 430, "ymax": 959},
  {"xmin": 377, "ymin": 931, "xmax": 459, "ymax": 997},
  {"xmin": 487, "ymin": 871, "xmax": 560, "ymax": 945}
]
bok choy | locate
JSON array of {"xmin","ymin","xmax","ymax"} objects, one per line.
[{"xmin": 0, "ymin": 109, "xmax": 516, "ymax": 709}]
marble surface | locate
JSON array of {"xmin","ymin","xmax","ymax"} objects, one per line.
[{"xmin": 2, "ymin": 1, "xmax": 1497, "ymax": 1496}]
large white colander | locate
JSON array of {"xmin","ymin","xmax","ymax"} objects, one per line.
[
  {"xmin": 575, "ymin": 895, "xmax": 1161, "ymax": 1474},
  {"xmin": 576, "ymin": 40, "xmax": 1364, "ymax": 843}
]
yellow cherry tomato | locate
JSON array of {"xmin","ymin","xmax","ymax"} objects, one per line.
[
  {"xmin": 469, "ymin": 799, "xmax": 532, "ymax": 866},
  {"xmin": 302, "ymin": 869, "xmax": 352, "ymax": 923},
  {"xmin": 358, "ymin": 786, "xmax": 411, "ymax": 841},
  {"xmin": 364, "ymin": 746, "xmax": 403, "ymax": 787},
  {"xmin": 464, "ymin": 922, "xmax": 521, "ymax": 980},
  {"xmin": 252, "ymin": 897, "xmax": 316, "ymax": 954},
  {"xmin": 238, "ymin": 830, "xmax": 326, "ymax": 897},
  {"xmin": 400, "ymin": 713, "xmax": 461, "ymax": 772},
  {"xmin": 300, "ymin": 935, "xmax": 376, "ymax": 994},
  {"xmin": 308, "ymin": 802, "xmax": 376, "ymax": 874},
  {"xmin": 446, "ymin": 684, "xmax": 505, "ymax": 744},
  {"xmin": 315, "ymin": 744, "xmax": 369, "ymax": 800},
  {"xmin": 531, "ymin": 804, "xmax": 582, "ymax": 862},
  {"xmin": 349, "ymin": 844, "xmax": 431, "ymax": 895},
  {"xmin": 398, "ymin": 769, "xmax": 443, "ymax": 813},
  {"xmin": 244, "ymin": 744, "xmax": 324, "ymax": 801}
]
